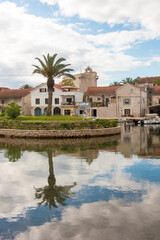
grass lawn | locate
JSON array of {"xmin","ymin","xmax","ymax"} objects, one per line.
[{"xmin": 0, "ymin": 115, "xmax": 84, "ymax": 122}]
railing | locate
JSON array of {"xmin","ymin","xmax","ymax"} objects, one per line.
[
  {"xmin": 61, "ymin": 102, "xmax": 75, "ymax": 105},
  {"xmin": 91, "ymin": 102, "xmax": 104, "ymax": 107}
]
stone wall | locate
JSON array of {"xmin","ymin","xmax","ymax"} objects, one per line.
[{"xmin": 0, "ymin": 127, "xmax": 121, "ymax": 139}]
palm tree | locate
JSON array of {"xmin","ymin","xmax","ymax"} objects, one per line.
[
  {"xmin": 34, "ymin": 150, "xmax": 76, "ymax": 209},
  {"xmin": 121, "ymin": 77, "xmax": 140, "ymax": 85},
  {"xmin": 19, "ymin": 84, "xmax": 33, "ymax": 89},
  {"xmin": 32, "ymin": 54, "xmax": 75, "ymax": 116},
  {"xmin": 109, "ymin": 81, "xmax": 122, "ymax": 86}
]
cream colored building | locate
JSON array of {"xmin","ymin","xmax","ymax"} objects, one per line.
[
  {"xmin": 86, "ymin": 84, "xmax": 147, "ymax": 118},
  {"xmin": 116, "ymin": 84, "xmax": 147, "ymax": 117},
  {"xmin": 0, "ymin": 88, "xmax": 32, "ymax": 115}
]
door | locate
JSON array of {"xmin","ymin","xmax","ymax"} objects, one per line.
[
  {"xmin": 34, "ymin": 108, "xmax": 42, "ymax": 116},
  {"xmin": 54, "ymin": 107, "xmax": 61, "ymax": 115}
]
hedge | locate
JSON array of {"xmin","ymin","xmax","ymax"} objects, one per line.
[{"xmin": 0, "ymin": 119, "xmax": 118, "ymax": 130}]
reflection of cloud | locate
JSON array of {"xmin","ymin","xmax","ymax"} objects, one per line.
[
  {"xmin": 0, "ymin": 149, "xmax": 159, "ymax": 221},
  {"xmin": 55, "ymin": 151, "xmax": 157, "ymax": 192},
  {"xmin": 15, "ymin": 186, "xmax": 160, "ymax": 240},
  {"xmin": 0, "ymin": 152, "xmax": 48, "ymax": 218}
]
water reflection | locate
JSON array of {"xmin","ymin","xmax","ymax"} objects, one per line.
[
  {"xmin": 5, "ymin": 145, "xmax": 23, "ymax": 162},
  {"xmin": 118, "ymin": 125, "xmax": 160, "ymax": 158},
  {"xmin": 34, "ymin": 150, "xmax": 76, "ymax": 209},
  {"xmin": 0, "ymin": 126, "xmax": 159, "ymax": 240}
]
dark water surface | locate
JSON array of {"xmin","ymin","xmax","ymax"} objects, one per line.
[{"xmin": 0, "ymin": 125, "xmax": 160, "ymax": 240}]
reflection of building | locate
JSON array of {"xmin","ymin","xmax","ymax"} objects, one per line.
[
  {"xmin": 0, "ymin": 88, "xmax": 32, "ymax": 115},
  {"xmin": 30, "ymin": 83, "xmax": 83, "ymax": 116},
  {"xmin": 117, "ymin": 125, "xmax": 160, "ymax": 158},
  {"xmin": 86, "ymin": 84, "xmax": 147, "ymax": 118}
]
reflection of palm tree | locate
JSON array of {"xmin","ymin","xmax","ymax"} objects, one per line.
[
  {"xmin": 35, "ymin": 150, "xmax": 76, "ymax": 209},
  {"xmin": 5, "ymin": 146, "xmax": 22, "ymax": 162}
]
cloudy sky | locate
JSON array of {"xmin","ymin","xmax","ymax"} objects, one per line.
[{"xmin": 1, "ymin": 0, "xmax": 160, "ymax": 88}]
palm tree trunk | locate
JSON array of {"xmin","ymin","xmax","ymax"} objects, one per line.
[
  {"xmin": 47, "ymin": 150, "xmax": 56, "ymax": 186},
  {"xmin": 47, "ymin": 79, "xmax": 54, "ymax": 116}
]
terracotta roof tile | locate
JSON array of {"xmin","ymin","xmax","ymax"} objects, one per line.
[
  {"xmin": 152, "ymin": 86, "xmax": 160, "ymax": 95},
  {"xmin": 86, "ymin": 86, "xmax": 121, "ymax": 96},
  {"xmin": 54, "ymin": 84, "xmax": 62, "ymax": 90},
  {"xmin": 0, "ymin": 87, "xmax": 10, "ymax": 91},
  {"xmin": 138, "ymin": 76, "xmax": 160, "ymax": 84},
  {"xmin": 0, "ymin": 88, "xmax": 33, "ymax": 99}
]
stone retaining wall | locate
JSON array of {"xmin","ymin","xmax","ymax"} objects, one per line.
[{"xmin": 0, "ymin": 127, "xmax": 121, "ymax": 139}]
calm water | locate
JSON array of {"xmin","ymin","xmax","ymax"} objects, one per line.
[{"xmin": 0, "ymin": 125, "xmax": 160, "ymax": 240}]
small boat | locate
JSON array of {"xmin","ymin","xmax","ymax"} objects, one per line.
[
  {"xmin": 138, "ymin": 118, "xmax": 160, "ymax": 125},
  {"xmin": 143, "ymin": 118, "xmax": 160, "ymax": 125}
]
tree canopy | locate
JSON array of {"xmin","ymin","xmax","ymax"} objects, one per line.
[
  {"xmin": 32, "ymin": 53, "xmax": 75, "ymax": 116},
  {"xmin": 20, "ymin": 84, "xmax": 33, "ymax": 89},
  {"xmin": 60, "ymin": 78, "xmax": 75, "ymax": 86},
  {"xmin": 154, "ymin": 77, "xmax": 160, "ymax": 86}
]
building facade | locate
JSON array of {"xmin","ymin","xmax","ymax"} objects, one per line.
[
  {"xmin": 136, "ymin": 76, "xmax": 160, "ymax": 115},
  {"xmin": 30, "ymin": 83, "xmax": 83, "ymax": 116},
  {"xmin": 0, "ymin": 88, "xmax": 32, "ymax": 115},
  {"xmin": 63, "ymin": 66, "xmax": 98, "ymax": 93},
  {"xmin": 86, "ymin": 84, "xmax": 147, "ymax": 118}
]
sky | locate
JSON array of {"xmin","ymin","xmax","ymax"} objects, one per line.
[{"xmin": 0, "ymin": 0, "xmax": 160, "ymax": 88}]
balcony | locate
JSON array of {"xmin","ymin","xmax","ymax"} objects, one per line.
[
  {"xmin": 61, "ymin": 101, "xmax": 75, "ymax": 106},
  {"xmin": 91, "ymin": 102, "xmax": 104, "ymax": 107}
]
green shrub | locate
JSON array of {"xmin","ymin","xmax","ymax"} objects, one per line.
[{"xmin": 5, "ymin": 102, "xmax": 21, "ymax": 119}]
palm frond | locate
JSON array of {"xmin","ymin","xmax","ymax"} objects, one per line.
[{"xmin": 35, "ymin": 57, "xmax": 46, "ymax": 70}]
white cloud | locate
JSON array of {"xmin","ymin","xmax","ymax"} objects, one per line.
[
  {"xmin": 15, "ymin": 186, "xmax": 160, "ymax": 240},
  {"xmin": 40, "ymin": 0, "xmax": 160, "ymax": 34},
  {"xmin": 0, "ymin": 1, "xmax": 155, "ymax": 88}
]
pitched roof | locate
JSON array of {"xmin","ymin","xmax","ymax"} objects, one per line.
[
  {"xmin": 138, "ymin": 76, "xmax": 160, "ymax": 84},
  {"xmin": 0, "ymin": 88, "xmax": 33, "ymax": 99},
  {"xmin": 0, "ymin": 87, "xmax": 10, "ymax": 91},
  {"xmin": 86, "ymin": 86, "xmax": 121, "ymax": 96},
  {"xmin": 54, "ymin": 84, "xmax": 62, "ymax": 90},
  {"xmin": 152, "ymin": 86, "xmax": 160, "ymax": 95}
]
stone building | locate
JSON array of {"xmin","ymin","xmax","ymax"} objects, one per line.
[
  {"xmin": 0, "ymin": 88, "xmax": 32, "ymax": 115},
  {"xmin": 136, "ymin": 76, "xmax": 160, "ymax": 115},
  {"xmin": 116, "ymin": 84, "xmax": 147, "ymax": 117},
  {"xmin": 86, "ymin": 84, "xmax": 147, "ymax": 118},
  {"xmin": 63, "ymin": 66, "xmax": 98, "ymax": 93}
]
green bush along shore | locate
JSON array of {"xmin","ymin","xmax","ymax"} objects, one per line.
[{"xmin": 0, "ymin": 118, "xmax": 118, "ymax": 130}]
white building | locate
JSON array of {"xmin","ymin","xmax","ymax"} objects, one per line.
[{"xmin": 31, "ymin": 83, "xmax": 83, "ymax": 116}]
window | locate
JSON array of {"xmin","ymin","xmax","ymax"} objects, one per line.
[
  {"xmin": 97, "ymin": 97, "xmax": 101, "ymax": 101},
  {"xmin": 130, "ymin": 88, "xmax": 134, "ymax": 93},
  {"xmin": 39, "ymin": 88, "xmax": 46, "ymax": 92},
  {"xmin": 123, "ymin": 99, "xmax": 131, "ymax": 104},
  {"xmin": 159, "ymin": 99, "xmax": 160, "ymax": 104},
  {"xmin": 124, "ymin": 109, "xmax": 131, "ymax": 115},
  {"xmin": 106, "ymin": 98, "xmax": 109, "ymax": 105},
  {"xmin": 123, "ymin": 136, "xmax": 131, "ymax": 143},
  {"xmin": 45, "ymin": 98, "xmax": 48, "ymax": 104},
  {"xmin": 53, "ymin": 88, "xmax": 55, "ymax": 92},
  {"xmin": 67, "ymin": 98, "xmax": 72, "ymax": 103},
  {"xmin": 1, "ymin": 100, "xmax": 5, "ymax": 104},
  {"xmin": 64, "ymin": 110, "xmax": 70, "ymax": 115},
  {"xmin": 55, "ymin": 98, "xmax": 59, "ymax": 104},
  {"xmin": 35, "ymin": 98, "xmax": 40, "ymax": 104},
  {"xmin": 89, "ymin": 98, "xmax": 92, "ymax": 103}
]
